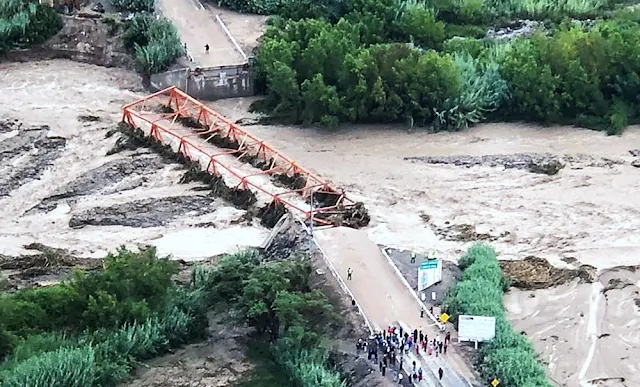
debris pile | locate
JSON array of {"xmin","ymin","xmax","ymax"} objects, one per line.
[
  {"xmin": 500, "ymin": 256, "xmax": 596, "ymax": 290},
  {"xmin": 405, "ymin": 153, "xmax": 565, "ymax": 175}
]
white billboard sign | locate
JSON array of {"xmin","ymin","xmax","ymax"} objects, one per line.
[
  {"xmin": 458, "ymin": 315, "xmax": 496, "ymax": 342},
  {"xmin": 417, "ymin": 258, "xmax": 442, "ymax": 291}
]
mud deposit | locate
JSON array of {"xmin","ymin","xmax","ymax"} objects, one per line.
[
  {"xmin": 0, "ymin": 243, "xmax": 102, "ymax": 289},
  {"xmin": 125, "ymin": 314, "xmax": 253, "ymax": 387},
  {"xmin": 500, "ymin": 256, "xmax": 596, "ymax": 290},
  {"xmin": 0, "ymin": 60, "xmax": 268, "ymax": 260},
  {"xmin": 0, "ymin": 121, "xmax": 67, "ymax": 196},
  {"xmin": 505, "ymin": 266, "xmax": 640, "ymax": 387},
  {"xmin": 69, "ymin": 195, "xmax": 217, "ymax": 228},
  {"xmin": 31, "ymin": 154, "xmax": 166, "ymax": 211},
  {"xmin": 405, "ymin": 153, "xmax": 566, "ymax": 175}
]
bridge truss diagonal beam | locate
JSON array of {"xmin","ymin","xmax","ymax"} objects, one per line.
[{"xmin": 122, "ymin": 87, "xmax": 359, "ymax": 226}]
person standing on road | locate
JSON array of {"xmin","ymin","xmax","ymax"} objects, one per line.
[
  {"xmin": 347, "ymin": 267, "xmax": 353, "ymax": 280},
  {"xmin": 410, "ymin": 252, "xmax": 416, "ymax": 263},
  {"xmin": 438, "ymin": 367, "xmax": 444, "ymax": 380},
  {"xmin": 205, "ymin": 44, "xmax": 210, "ymax": 54}
]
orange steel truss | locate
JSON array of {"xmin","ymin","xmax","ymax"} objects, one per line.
[{"xmin": 121, "ymin": 86, "xmax": 355, "ymax": 226}]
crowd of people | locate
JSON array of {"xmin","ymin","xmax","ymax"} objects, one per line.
[{"xmin": 356, "ymin": 324, "xmax": 453, "ymax": 384}]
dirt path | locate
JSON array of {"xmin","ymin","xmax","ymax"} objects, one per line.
[
  {"xmin": 314, "ymin": 227, "xmax": 476, "ymax": 386},
  {"xmin": 156, "ymin": 0, "xmax": 245, "ymax": 66}
]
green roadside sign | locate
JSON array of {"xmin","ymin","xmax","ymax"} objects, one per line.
[{"xmin": 420, "ymin": 259, "xmax": 438, "ymax": 269}]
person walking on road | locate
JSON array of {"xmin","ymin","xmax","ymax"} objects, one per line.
[
  {"xmin": 347, "ymin": 267, "xmax": 353, "ymax": 280},
  {"xmin": 410, "ymin": 252, "xmax": 416, "ymax": 263},
  {"xmin": 205, "ymin": 44, "xmax": 210, "ymax": 54},
  {"xmin": 438, "ymin": 367, "xmax": 444, "ymax": 380}
]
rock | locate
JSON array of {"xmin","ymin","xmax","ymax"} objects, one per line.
[
  {"xmin": 68, "ymin": 195, "xmax": 217, "ymax": 228},
  {"xmin": 500, "ymin": 256, "xmax": 596, "ymax": 290},
  {"xmin": 632, "ymin": 159, "xmax": 640, "ymax": 168},
  {"xmin": 486, "ymin": 20, "xmax": 542, "ymax": 41},
  {"xmin": 0, "ymin": 122, "xmax": 67, "ymax": 197},
  {"xmin": 5, "ymin": 15, "xmax": 131, "ymax": 68},
  {"xmin": 405, "ymin": 153, "xmax": 565, "ymax": 175},
  {"xmin": 27, "ymin": 155, "xmax": 167, "ymax": 214},
  {"xmin": 526, "ymin": 157, "xmax": 565, "ymax": 175},
  {"xmin": 629, "ymin": 149, "xmax": 640, "ymax": 157}
]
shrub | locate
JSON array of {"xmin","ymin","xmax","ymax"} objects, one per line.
[
  {"xmin": 433, "ymin": 53, "xmax": 508, "ymax": 131},
  {"xmin": 0, "ymin": 247, "xmax": 211, "ymax": 385},
  {"xmin": 444, "ymin": 244, "xmax": 551, "ymax": 387},
  {"xmin": 198, "ymin": 250, "xmax": 343, "ymax": 385},
  {"xmin": 0, "ymin": 0, "xmax": 63, "ymax": 53},
  {"xmin": 111, "ymin": 0, "xmax": 154, "ymax": 13},
  {"xmin": 0, "ymin": 247, "xmax": 179, "ymax": 359},
  {"xmin": 122, "ymin": 13, "xmax": 183, "ymax": 75},
  {"xmin": 253, "ymin": 17, "xmax": 462, "ymax": 127},
  {"xmin": 247, "ymin": 0, "xmax": 640, "ymax": 132}
]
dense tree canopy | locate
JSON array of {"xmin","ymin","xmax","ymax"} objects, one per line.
[{"xmin": 239, "ymin": 0, "xmax": 640, "ymax": 133}]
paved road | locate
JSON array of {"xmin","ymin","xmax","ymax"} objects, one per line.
[
  {"xmin": 315, "ymin": 227, "xmax": 477, "ymax": 387},
  {"xmin": 156, "ymin": 0, "xmax": 245, "ymax": 67}
]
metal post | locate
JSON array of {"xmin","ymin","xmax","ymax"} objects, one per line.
[{"xmin": 309, "ymin": 189, "xmax": 314, "ymax": 251}]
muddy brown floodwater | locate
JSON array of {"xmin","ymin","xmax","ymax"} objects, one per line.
[
  {"xmin": 2, "ymin": 58, "xmax": 640, "ymax": 386},
  {"xmin": 0, "ymin": 60, "xmax": 269, "ymax": 261},
  {"xmin": 210, "ymin": 97, "xmax": 640, "ymax": 387}
]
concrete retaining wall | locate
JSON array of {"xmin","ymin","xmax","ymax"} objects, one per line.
[{"xmin": 149, "ymin": 64, "xmax": 255, "ymax": 101}]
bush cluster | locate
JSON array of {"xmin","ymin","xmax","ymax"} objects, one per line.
[
  {"xmin": 0, "ymin": 247, "xmax": 208, "ymax": 385},
  {"xmin": 0, "ymin": 0, "xmax": 63, "ymax": 53},
  {"xmin": 0, "ymin": 247, "xmax": 342, "ymax": 386},
  {"xmin": 444, "ymin": 244, "xmax": 551, "ymax": 387},
  {"xmin": 121, "ymin": 13, "xmax": 183, "ymax": 75},
  {"xmin": 110, "ymin": 0, "xmax": 155, "ymax": 13},
  {"xmin": 195, "ymin": 250, "xmax": 345, "ymax": 386},
  {"xmin": 246, "ymin": 0, "xmax": 640, "ymax": 133},
  {"xmin": 253, "ymin": 14, "xmax": 507, "ymax": 130}
]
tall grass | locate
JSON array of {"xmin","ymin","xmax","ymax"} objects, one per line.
[
  {"xmin": 0, "ymin": 346, "xmax": 97, "ymax": 387},
  {"xmin": 274, "ymin": 344, "xmax": 346, "ymax": 387},
  {"xmin": 483, "ymin": 0, "xmax": 609, "ymax": 20},
  {"xmin": 433, "ymin": 52, "xmax": 508, "ymax": 131}
]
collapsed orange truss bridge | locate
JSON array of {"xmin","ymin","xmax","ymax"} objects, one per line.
[{"xmin": 122, "ymin": 87, "xmax": 363, "ymax": 226}]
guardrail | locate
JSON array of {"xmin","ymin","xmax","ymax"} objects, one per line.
[{"xmin": 295, "ymin": 216, "xmax": 374, "ymax": 335}]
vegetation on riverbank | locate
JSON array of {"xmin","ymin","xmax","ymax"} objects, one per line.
[
  {"xmin": 121, "ymin": 13, "xmax": 183, "ymax": 75},
  {"xmin": 0, "ymin": 0, "xmax": 63, "ymax": 53},
  {"xmin": 0, "ymin": 247, "xmax": 344, "ymax": 386},
  {"xmin": 444, "ymin": 244, "xmax": 551, "ymax": 387},
  {"xmin": 112, "ymin": 0, "xmax": 183, "ymax": 75},
  {"xmin": 220, "ymin": 0, "xmax": 640, "ymax": 134}
]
